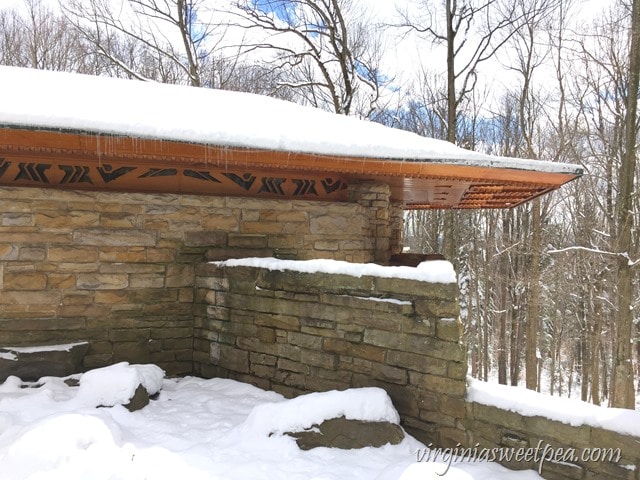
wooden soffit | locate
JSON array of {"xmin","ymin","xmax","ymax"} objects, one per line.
[{"xmin": 0, "ymin": 128, "xmax": 582, "ymax": 209}]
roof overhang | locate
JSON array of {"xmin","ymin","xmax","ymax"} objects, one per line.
[
  {"xmin": 0, "ymin": 67, "xmax": 582, "ymax": 209},
  {"xmin": 0, "ymin": 127, "xmax": 581, "ymax": 209}
]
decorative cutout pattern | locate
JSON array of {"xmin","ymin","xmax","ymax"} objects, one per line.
[
  {"xmin": 97, "ymin": 165, "xmax": 136, "ymax": 183},
  {"xmin": 224, "ymin": 173, "xmax": 256, "ymax": 191},
  {"xmin": 0, "ymin": 156, "xmax": 349, "ymax": 201},
  {"xmin": 59, "ymin": 165, "xmax": 93, "ymax": 184},
  {"xmin": 259, "ymin": 177, "xmax": 286, "ymax": 195},
  {"xmin": 15, "ymin": 163, "xmax": 51, "ymax": 183}
]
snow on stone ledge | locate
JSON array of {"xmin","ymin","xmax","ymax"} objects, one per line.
[
  {"xmin": 77, "ymin": 362, "xmax": 165, "ymax": 408},
  {"xmin": 239, "ymin": 387, "xmax": 400, "ymax": 437},
  {"xmin": 467, "ymin": 377, "xmax": 640, "ymax": 438},
  {"xmin": 213, "ymin": 257, "xmax": 457, "ymax": 284},
  {"xmin": 1, "ymin": 342, "xmax": 88, "ymax": 354}
]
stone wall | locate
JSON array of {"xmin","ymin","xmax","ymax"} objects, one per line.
[
  {"xmin": 465, "ymin": 402, "xmax": 640, "ymax": 480},
  {"xmin": 194, "ymin": 261, "xmax": 468, "ymax": 446},
  {"xmin": 0, "ymin": 183, "xmax": 399, "ymax": 376}
]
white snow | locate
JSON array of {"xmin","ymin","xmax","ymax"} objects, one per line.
[
  {"xmin": 0, "ymin": 66, "xmax": 580, "ymax": 176},
  {"xmin": 1, "ymin": 342, "xmax": 88, "ymax": 354},
  {"xmin": 467, "ymin": 377, "xmax": 640, "ymax": 437},
  {"xmin": 239, "ymin": 387, "xmax": 399, "ymax": 437},
  {"xmin": 76, "ymin": 362, "xmax": 165, "ymax": 407},
  {"xmin": 354, "ymin": 296, "xmax": 413, "ymax": 305},
  {"xmin": 0, "ymin": 366, "xmax": 542, "ymax": 480},
  {"xmin": 214, "ymin": 257, "xmax": 457, "ymax": 284}
]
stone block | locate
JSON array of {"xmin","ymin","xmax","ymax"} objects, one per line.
[
  {"xmin": 414, "ymin": 297, "xmax": 460, "ymax": 318},
  {"xmin": 3, "ymin": 272, "xmax": 47, "ymax": 290},
  {"xmin": 371, "ymin": 363, "xmax": 408, "ymax": 385},
  {"xmin": 99, "ymin": 212, "xmax": 140, "ymax": 228},
  {"xmin": 35, "ymin": 210, "xmax": 99, "ymax": 228},
  {"xmin": 409, "ymin": 372, "xmax": 466, "ymax": 397},
  {"xmin": 210, "ymin": 343, "xmax": 249, "ymax": 373},
  {"xmin": 112, "ymin": 341, "xmax": 150, "ymax": 363},
  {"xmin": 471, "ymin": 403, "xmax": 526, "ymax": 431},
  {"xmin": 165, "ymin": 264, "xmax": 195, "ymax": 287},
  {"xmin": 237, "ymin": 336, "xmax": 277, "ymax": 356},
  {"xmin": 436, "ymin": 317, "xmax": 464, "ymax": 341},
  {"xmin": 523, "ymin": 416, "xmax": 591, "ymax": 446},
  {"xmin": 323, "ymin": 337, "xmax": 386, "ymax": 363},
  {"xmin": 439, "ymin": 427, "xmax": 469, "ymax": 449},
  {"xmin": 0, "ymin": 290, "xmax": 61, "ymax": 305},
  {"xmin": 47, "ymin": 274, "xmax": 76, "ymax": 290},
  {"xmin": 255, "ymin": 313, "xmax": 300, "ymax": 331},
  {"xmin": 250, "ymin": 352, "xmax": 277, "ymax": 366},
  {"xmin": 288, "ymin": 332, "xmax": 323, "ymax": 350},
  {"xmin": 300, "ymin": 348, "xmax": 339, "ymax": 370},
  {"xmin": 304, "ymin": 374, "xmax": 350, "ymax": 392},
  {"xmin": 73, "ymin": 228, "xmax": 157, "ymax": 247},
  {"xmin": 184, "ymin": 230, "xmax": 228, "ymax": 247},
  {"xmin": 278, "ymin": 358, "xmax": 309, "ymax": 374},
  {"xmin": 0, "ymin": 341, "xmax": 89, "ymax": 382},
  {"xmin": 386, "ymin": 350, "xmax": 448, "ymax": 376},
  {"xmin": 227, "ymin": 234, "xmax": 268, "ymax": 248},
  {"xmin": 18, "ymin": 247, "xmax": 46, "ymax": 261},
  {"xmin": 100, "ymin": 247, "xmax": 147, "ymax": 262},
  {"xmin": 129, "ymin": 274, "xmax": 165, "ymax": 289},
  {"xmin": 273, "ymin": 369, "xmax": 306, "ymax": 389},
  {"xmin": 300, "ymin": 317, "xmax": 336, "ymax": 330},
  {"xmin": 287, "ymin": 417, "xmax": 404, "ymax": 450},
  {"xmin": 0, "ymin": 244, "xmax": 18, "ymax": 260},
  {"xmin": 375, "ymin": 277, "xmax": 458, "ymax": 300}
]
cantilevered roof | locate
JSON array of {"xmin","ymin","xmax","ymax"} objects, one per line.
[{"xmin": 0, "ymin": 66, "xmax": 581, "ymax": 208}]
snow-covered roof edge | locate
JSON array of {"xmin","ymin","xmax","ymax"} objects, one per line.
[{"xmin": 0, "ymin": 66, "xmax": 581, "ymax": 177}]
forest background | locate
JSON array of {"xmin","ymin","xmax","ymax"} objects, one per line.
[{"xmin": 0, "ymin": 0, "xmax": 638, "ymax": 410}]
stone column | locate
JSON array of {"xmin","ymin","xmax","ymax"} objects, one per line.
[
  {"xmin": 348, "ymin": 182, "xmax": 393, "ymax": 263},
  {"xmin": 390, "ymin": 202, "xmax": 405, "ymax": 255}
]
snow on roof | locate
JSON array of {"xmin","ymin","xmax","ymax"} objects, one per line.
[{"xmin": 0, "ymin": 66, "xmax": 580, "ymax": 176}]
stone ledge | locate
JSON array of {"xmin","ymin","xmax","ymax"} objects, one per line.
[{"xmin": 0, "ymin": 341, "xmax": 89, "ymax": 381}]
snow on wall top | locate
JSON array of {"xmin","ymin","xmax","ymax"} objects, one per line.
[
  {"xmin": 0, "ymin": 66, "xmax": 580, "ymax": 176},
  {"xmin": 467, "ymin": 377, "xmax": 640, "ymax": 438},
  {"xmin": 214, "ymin": 257, "xmax": 457, "ymax": 284}
]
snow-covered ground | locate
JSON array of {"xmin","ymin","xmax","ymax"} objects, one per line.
[{"xmin": 0, "ymin": 363, "xmax": 542, "ymax": 480}]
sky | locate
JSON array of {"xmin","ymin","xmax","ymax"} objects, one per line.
[{"xmin": 0, "ymin": 0, "xmax": 614, "ymax": 105}]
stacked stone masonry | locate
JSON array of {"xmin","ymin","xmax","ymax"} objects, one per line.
[
  {"xmin": 0, "ymin": 183, "xmax": 399, "ymax": 375},
  {"xmin": 194, "ymin": 262, "xmax": 468, "ymax": 447},
  {"xmin": 2, "ymin": 182, "xmax": 637, "ymax": 480},
  {"xmin": 465, "ymin": 403, "xmax": 640, "ymax": 480}
]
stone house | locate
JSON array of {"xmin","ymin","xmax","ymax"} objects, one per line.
[{"xmin": 0, "ymin": 67, "xmax": 605, "ymax": 477}]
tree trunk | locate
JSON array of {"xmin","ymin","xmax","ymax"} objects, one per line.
[
  {"xmin": 526, "ymin": 198, "xmax": 541, "ymax": 390},
  {"xmin": 612, "ymin": 0, "xmax": 640, "ymax": 409},
  {"xmin": 498, "ymin": 212, "xmax": 510, "ymax": 385}
]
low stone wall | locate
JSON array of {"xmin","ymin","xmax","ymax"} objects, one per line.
[
  {"xmin": 0, "ymin": 183, "xmax": 400, "ymax": 376},
  {"xmin": 194, "ymin": 260, "xmax": 468, "ymax": 446},
  {"xmin": 464, "ymin": 402, "xmax": 640, "ymax": 480}
]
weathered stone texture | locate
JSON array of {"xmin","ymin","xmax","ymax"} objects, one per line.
[
  {"xmin": 0, "ymin": 183, "xmax": 392, "ymax": 376},
  {"xmin": 194, "ymin": 263, "xmax": 468, "ymax": 447},
  {"xmin": 465, "ymin": 403, "xmax": 640, "ymax": 480}
]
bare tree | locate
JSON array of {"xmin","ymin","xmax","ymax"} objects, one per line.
[
  {"xmin": 612, "ymin": 0, "xmax": 639, "ymax": 409},
  {"xmin": 395, "ymin": 0, "xmax": 541, "ymax": 260},
  {"xmin": 61, "ymin": 0, "xmax": 225, "ymax": 86},
  {"xmin": 231, "ymin": 0, "xmax": 386, "ymax": 117},
  {"xmin": 0, "ymin": 0, "xmax": 90, "ymax": 72}
]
